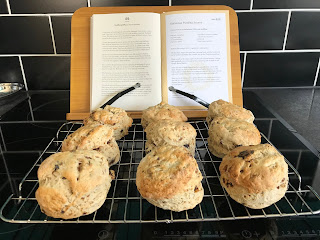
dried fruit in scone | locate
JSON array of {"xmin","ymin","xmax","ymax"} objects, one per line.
[
  {"xmin": 35, "ymin": 150, "xmax": 114, "ymax": 219},
  {"xmin": 145, "ymin": 120, "xmax": 197, "ymax": 155},
  {"xmin": 208, "ymin": 117, "xmax": 261, "ymax": 158},
  {"xmin": 84, "ymin": 105, "xmax": 133, "ymax": 140},
  {"xmin": 136, "ymin": 145, "xmax": 203, "ymax": 212},
  {"xmin": 219, "ymin": 144, "xmax": 288, "ymax": 209},
  {"xmin": 61, "ymin": 123, "xmax": 120, "ymax": 166}
]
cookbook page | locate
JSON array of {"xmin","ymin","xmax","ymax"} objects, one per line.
[
  {"xmin": 161, "ymin": 10, "xmax": 232, "ymax": 108},
  {"xmin": 90, "ymin": 12, "xmax": 162, "ymax": 111}
]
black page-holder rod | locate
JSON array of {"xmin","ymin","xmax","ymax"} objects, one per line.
[
  {"xmin": 100, "ymin": 83, "xmax": 141, "ymax": 109},
  {"xmin": 168, "ymin": 86, "xmax": 210, "ymax": 108}
]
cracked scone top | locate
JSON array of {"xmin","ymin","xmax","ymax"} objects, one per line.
[
  {"xmin": 145, "ymin": 120, "xmax": 197, "ymax": 155},
  {"xmin": 208, "ymin": 117, "xmax": 261, "ymax": 158},
  {"xmin": 141, "ymin": 102, "xmax": 187, "ymax": 129},
  {"xmin": 206, "ymin": 99, "xmax": 254, "ymax": 126},
  {"xmin": 61, "ymin": 123, "xmax": 120, "ymax": 166},
  {"xmin": 83, "ymin": 105, "xmax": 133, "ymax": 140},
  {"xmin": 35, "ymin": 150, "xmax": 114, "ymax": 219},
  {"xmin": 219, "ymin": 144, "xmax": 288, "ymax": 209},
  {"xmin": 136, "ymin": 145, "xmax": 203, "ymax": 212}
]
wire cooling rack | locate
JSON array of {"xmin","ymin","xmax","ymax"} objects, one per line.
[{"xmin": 1, "ymin": 121, "xmax": 320, "ymax": 224}]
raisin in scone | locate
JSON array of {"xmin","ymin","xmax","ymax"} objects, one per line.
[
  {"xmin": 136, "ymin": 145, "xmax": 203, "ymax": 212},
  {"xmin": 206, "ymin": 99, "xmax": 254, "ymax": 126},
  {"xmin": 219, "ymin": 144, "xmax": 288, "ymax": 209},
  {"xmin": 84, "ymin": 105, "xmax": 133, "ymax": 140},
  {"xmin": 208, "ymin": 117, "xmax": 261, "ymax": 158},
  {"xmin": 141, "ymin": 102, "xmax": 187, "ymax": 129},
  {"xmin": 145, "ymin": 120, "xmax": 197, "ymax": 155},
  {"xmin": 35, "ymin": 151, "xmax": 115, "ymax": 219},
  {"xmin": 61, "ymin": 123, "xmax": 120, "ymax": 166}
]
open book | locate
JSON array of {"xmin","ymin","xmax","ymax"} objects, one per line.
[{"xmin": 90, "ymin": 10, "xmax": 232, "ymax": 111}]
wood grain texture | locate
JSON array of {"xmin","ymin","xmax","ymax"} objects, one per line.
[{"xmin": 68, "ymin": 6, "xmax": 242, "ymax": 120}]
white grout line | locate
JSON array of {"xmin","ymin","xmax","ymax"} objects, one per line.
[
  {"xmin": 250, "ymin": 0, "xmax": 254, "ymax": 10},
  {"xmin": 5, "ymin": 0, "xmax": 11, "ymax": 14},
  {"xmin": 282, "ymin": 11, "xmax": 292, "ymax": 50},
  {"xmin": 240, "ymin": 49, "xmax": 320, "ymax": 53},
  {"xmin": 243, "ymin": 86, "xmax": 320, "ymax": 89},
  {"xmin": 169, "ymin": 0, "xmax": 171, "ymax": 6},
  {"xmin": 48, "ymin": 16, "xmax": 57, "ymax": 54},
  {"xmin": 18, "ymin": 56, "xmax": 29, "ymax": 91},
  {"xmin": 0, "ymin": 13, "xmax": 73, "ymax": 17},
  {"xmin": 0, "ymin": 54, "xmax": 71, "ymax": 57},
  {"xmin": 87, "ymin": 0, "xmax": 91, "ymax": 7},
  {"xmin": 236, "ymin": 8, "xmax": 320, "ymax": 13},
  {"xmin": 241, "ymin": 52, "xmax": 247, "ymax": 88},
  {"xmin": 2, "ymin": 50, "xmax": 320, "ymax": 58},
  {"xmin": 313, "ymin": 57, "xmax": 320, "ymax": 86},
  {"xmin": 0, "ymin": 8, "xmax": 318, "ymax": 16}
]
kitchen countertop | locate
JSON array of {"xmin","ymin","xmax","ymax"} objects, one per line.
[
  {"xmin": 250, "ymin": 88, "xmax": 320, "ymax": 152},
  {"xmin": 0, "ymin": 91, "xmax": 30, "ymax": 117},
  {"xmin": 0, "ymin": 89, "xmax": 319, "ymax": 239}
]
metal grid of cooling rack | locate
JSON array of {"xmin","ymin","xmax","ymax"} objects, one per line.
[{"xmin": 1, "ymin": 121, "xmax": 320, "ymax": 224}]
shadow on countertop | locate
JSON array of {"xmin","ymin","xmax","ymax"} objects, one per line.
[{"xmin": 247, "ymin": 88, "xmax": 320, "ymax": 152}]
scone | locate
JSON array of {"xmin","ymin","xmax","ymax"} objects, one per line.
[
  {"xmin": 219, "ymin": 144, "xmax": 288, "ymax": 209},
  {"xmin": 35, "ymin": 150, "xmax": 114, "ymax": 219},
  {"xmin": 61, "ymin": 123, "xmax": 120, "ymax": 166},
  {"xmin": 141, "ymin": 102, "xmax": 187, "ymax": 129},
  {"xmin": 136, "ymin": 145, "xmax": 203, "ymax": 212},
  {"xmin": 83, "ymin": 105, "xmax": 133, "ymax": 140},
  {"xmin": 208, "ymin": 117, "xmax": 261, "ymax": 158},
  {"xmin": 145, "ymin": 120, "xmax": 197, "ymax": 155},
  {"xmin": 206, "ymin": 99, "xmax": 254, "ymax": 126}
]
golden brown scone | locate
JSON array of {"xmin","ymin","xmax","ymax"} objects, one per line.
[
  {"xmin": 35, "ymin": 151, "xmax": 114, "ymax": 219},
  {"xmin": 219, "ymin": 144, "xmax": 288, "ymax": 209},
  {"xmin": 136, "ymin": 145, "xmax": 203, "ymax": 212},
  {"xmin": 206, "ymin": 99, "xmax": 254, "ymax": 126},
  {"xmin": 145, "ymin": 120, "xmax": 197, "ymax": 155},
  {"xmin": 84, "ymin": 105, "xmax": 133, "ymax": 140},
  {"xmin": 61, "ymin": 123, "xmax": 120, "ymax": 166},
  {"xmin": 141, "ymin": 102, "xmax": 187, "ymax": 129},
  {"xmin": 208, "ymin": 117, "xmax": 261, "ymax": 158}
]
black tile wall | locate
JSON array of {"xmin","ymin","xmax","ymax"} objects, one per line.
[
  {"xmin": 0, "ymin": 17, "xmax": 53, "ymax": 54},
  {"xmin": 10, "ymin": 0, "xmax": 87, "ymax": 13},
  {"xmin": 0, "ymin": 57, "xmax": 23, "ymax": 84},
  {"xmin": 172, "ymin": 0, "xmax": 250, "ymax": 10},
  {"xmin": 0, "ymin": 3, "xmax": 319, "ymax": 93},
  {"xmin": 244, "ymin": 53, "xmax": 320, "ymax": 87},
  {"xmin": 238, "ymin": 12, "xmax": 288, "ymax": 50},
  {"xmin": 286, "ymin": 12, "xmax": 320, "ymax": 50},
  {"xmin": 0, "ymin": 0, "xmax": 8, "ymax": 13},
  {"xmin": 91, "ymin": 0, "xmax": 168, "ymax": 7},
  {"xmin": 51, "ymin": 16, "xmax": 72, "ymax": 54},
  {"xmin": 254, "ymin": 0, "xmax": 320, "ymax": 9},
  {"xmin": 22, "ymin": 57, "xmax": 70, "ymax": 90}
]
